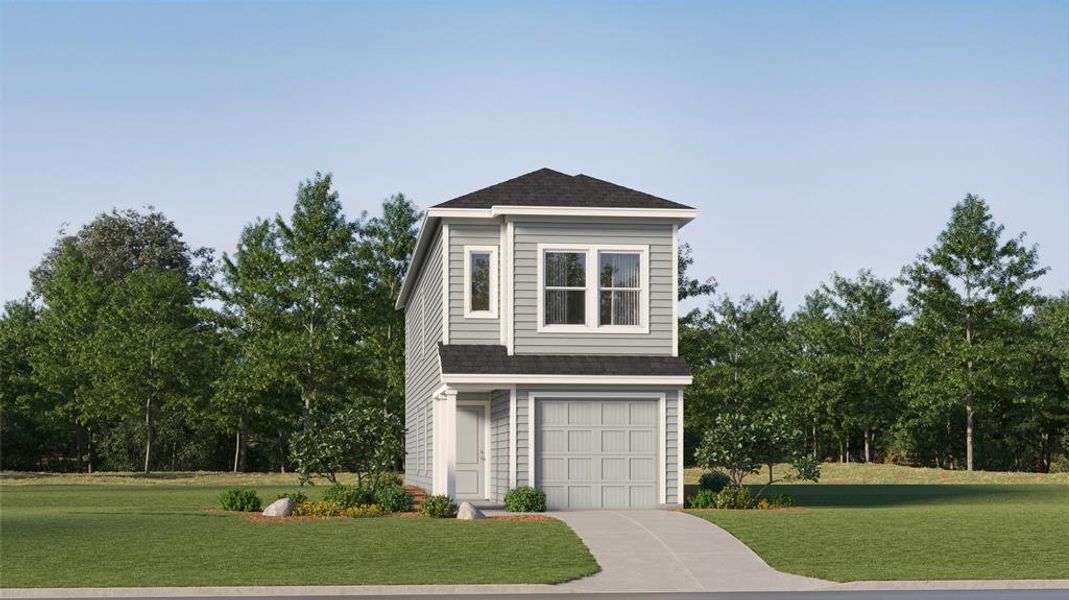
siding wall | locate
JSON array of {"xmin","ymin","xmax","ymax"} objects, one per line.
[
  {"xmin": 513, "ymin": 385, "xmax": 682, "ymax": 505},
  {"xmin": 490, "ymin": 389, "xmax": 510, "ymax": 502},
  {"xmin": 512, "ymin": 220, "xmax": 675, "ymax": 355},
  {"xmin": 448, "ymin": 222, "xmax": 501, "ymax": 345},
  {"xmin": 403, "ymin": 229, "xmax": 443, "ymax": 491}
]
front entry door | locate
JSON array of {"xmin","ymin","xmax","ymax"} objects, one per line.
[{"xmin": 455, "ymin": 404, "xmax": 485, "ymax": 499}]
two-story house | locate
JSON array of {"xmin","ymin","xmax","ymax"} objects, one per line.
[{"xmin": 396, "ymin": 168, "xmax": 695, "ymax": 509}]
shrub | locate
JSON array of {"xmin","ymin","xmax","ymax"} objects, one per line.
[
  {"xmin": 277, "ymin": 491, "xmax": 308, "ymax": 505},
  {"xmin": 378, "ymin": 472, "xmax": 404, "ymax": 488},
  {"xmin": 420, "ymin": 494, "xmax": 456, "ymax": 518},
  {"xmin": 698, "ymin": 471, "xmax": 731, "ymax": 493},
  {"xmin": 292, "ymin": 500, "xmax": 343, "ymax": 517},
  {"xmin": 375, "ymin": 484, "xmax": 412, "ymax": 513},
  {"xmin": 714, "ymin": 487, "xmax": 752, "ymax": 509},
  {"xmin": 504, "ymin": 486, "xmax": 546, "ymax": 512},
  {"xmin": 769, "ymin": 493, "xmax": 794, "ymax": 508},
  {"xmin": 687, "ymin": 488, "xmax": 718, "ymax": 509},
  {"xmin": 343, "ymin": 504, "xmax": 389, "ymax": 518},
  {"xmin": 755, "ymin": 498, "xmax": 770, "ymax": 510},
  {"xmin": 322, "ymin": 483, "xmax": 374, "ymax": 508},
  {"xmin": 219, "ymin": 488, "xmax": 261, "ymax": 512}
]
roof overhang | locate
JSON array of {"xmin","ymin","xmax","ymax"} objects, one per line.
[
  {"xmin": 427, "ymin": 206, "xmax": 697, "ymax": 221},
  {"xmin": 440, "ymin": 373, "xmax": 693, "ymax": 386}
]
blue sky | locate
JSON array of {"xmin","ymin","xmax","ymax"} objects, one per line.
[{"xmin": 2, "ymin": 1, "xmax": 1066, "ymax": 311}]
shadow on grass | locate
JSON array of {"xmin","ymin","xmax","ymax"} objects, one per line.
[{"xmin": 683, "ymin": 483, "xmax": 1067, "ymax": 508}]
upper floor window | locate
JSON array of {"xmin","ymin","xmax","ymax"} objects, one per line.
[
  {"xmin": 544, "ymin": 251, "xmax": 587, "ymax": 325},
  {"xmin": 538, "ymin": 244, "xmax": 648, "ymax": 333},
  {"xmin": 464, "ymin": 246, "xmax": 497, "ymax": 319}
]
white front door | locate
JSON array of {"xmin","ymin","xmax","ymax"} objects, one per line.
[{"xmin": 455, "ymin": 404, "xmax": 485, "ymax": 499}]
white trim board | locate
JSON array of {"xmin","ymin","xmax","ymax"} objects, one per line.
[
  {"xmin": 440, "ymin": 223, "xmax": 450, "ymax": 345},
  {"xmin": 441, "ymin": 374, "xmax": 692, "ymax": 386},
  {"xmin": 428, "ymin": 206, "xmax": 697, "ymax": 221}
]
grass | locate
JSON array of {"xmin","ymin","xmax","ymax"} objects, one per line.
[
  {"xmin": 0, "ymin": 480, "xmax": 599, "ymax": 588},
  {"xmin": 684, "ymin": 461, "xmax": 1069, "ymax": 485},
  {"xmin": 686, "ymin": 479, "xmax": 1069, "ymax": 581}
]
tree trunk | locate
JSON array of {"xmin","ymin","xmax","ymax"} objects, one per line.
[
  {"xmin": 87, "ymin": 430, "xmax": 94, "ymax": 474},
  {"xmin": 864, "ymin": 428, "xmax": 871, "ymax": 463},
  {"xmin": 278, "ymin": 431, "xmax": 286, "ymax": 473},
  {"xmin": 813, "ymin": 423, "xmax": 819, "ymax": 459},
  {"xmin": 846, "ymin": 436, "xmax": 851, "ymax": 463},
  {"xmin": 233, "ymin": 410, "xmax": 249, "ymax": 472},
  {"xmin": 966, "ymin": 397, "xmax": 974, "ymax": 471},
  {"xmin": 143, "ymin": 397, "xmax": 154, "ymax": 474}
]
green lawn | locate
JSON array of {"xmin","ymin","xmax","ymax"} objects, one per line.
[
  {"xmin": 0, "ymin": 482, "xmax": 599, "ymax": 588},
  {"xmin": 688, "ymin": 483, "xmax": 1069, "ymax": 581}
]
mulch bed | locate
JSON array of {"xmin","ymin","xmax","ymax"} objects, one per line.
[{"xmin": 209, "ymin": 508, "xmax": 557, "ymax": 523}]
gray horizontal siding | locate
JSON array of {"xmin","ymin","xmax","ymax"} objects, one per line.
[
  {"xmin": 448, "ymin": 222, "xmax": 501, "ymax": 345},
  {"xmin": 490, "ymin": 389, "xmax": 510, "ymax": 502},
  {"xmin": 404, "ymin": 228, "xmax": 443, "ymax": 492},
  {"xmin": 513, "ymin": 221, "xmax": 675, "ymax": 355}
]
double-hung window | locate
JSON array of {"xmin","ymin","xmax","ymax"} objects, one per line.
[
  {"xmin": 538, "ymin": 244, "xmax": 648, "ymax": 332},
  {"xmin": 464, "ymin": 246, "xmax": 497, "ymax": 318}
]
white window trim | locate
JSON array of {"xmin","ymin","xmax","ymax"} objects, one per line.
[
  {"xmin": 463, "ymin": 245, "xmax": 498, "ymax": 319},
  {"xmin": 535, "ymin": 243, "xmax": 650, "ymax": 334}
]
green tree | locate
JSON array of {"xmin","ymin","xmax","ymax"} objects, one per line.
[
  {"xmin": 900, "ymin": 195, "xmax": 1046, "ymax": 470},
  {"xmin": 819, "ymin": 270, "xmax": 903, "ymax": 462},
  {"xmin": 353, "ymin": 194, "xmax": 422, "ymax": 417},
  {"xmin": 89, "ymin": 269, "xmax": 210, "ymax": 472}
]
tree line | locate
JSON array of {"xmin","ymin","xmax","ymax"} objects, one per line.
[
  {"xmin": 679, "ymin": 195, "xmax": 1068, "ymax": 472},
  {"xmin": 2, "ymin": 178, "xmax": 1066, "ymax": 474},
  {"xmin": 1, "ymin": 173, "xmax": 419, "ymax": 472}
]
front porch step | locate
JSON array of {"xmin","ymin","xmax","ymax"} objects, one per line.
[{"xmin": 405, "ymin": 485, "xmax": 427, "ymax": 512}]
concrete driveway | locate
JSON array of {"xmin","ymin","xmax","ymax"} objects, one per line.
[{"xmin": 552, "ymin": 509, "xmax": 827, "ymax": 592}]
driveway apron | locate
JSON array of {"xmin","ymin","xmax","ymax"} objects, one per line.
[{"xmin": 552, "ymin": 510, "xmax": 828, "ymax": 592}]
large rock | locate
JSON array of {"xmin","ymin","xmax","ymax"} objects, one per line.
[
  {"xmin": 262, "ymin": 497, "xmax": 294, "ymax": 517},
  {"xmin": 456, "ymin": 501, "xmax": 485, "ymax": 520}
]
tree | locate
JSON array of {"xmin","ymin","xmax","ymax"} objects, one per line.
[
  {"xmin": 819, "ymin": 270, "xmax": 903, "ymax": 462},
  {"xmin": 694, "ymin": 411, "xmax": 820, "ymax": 497},
  {"xmin": 900, "ymin": 195, "xmax": 1046, "ymax": 470},
  {"xmin": 352, "ymin": 194, "xmax": 422, "ymax": 418},
  {"xmin": 289, "ymin": 402, "xmax": 405, "ymax": 487},
  {"xmin": 89, "ymin": 269, "xmax": 210, "ymax": 472}
]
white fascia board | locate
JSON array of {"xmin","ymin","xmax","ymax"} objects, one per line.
[
  {"xmin": 440, "ymin": 373, "xmax": 692, "ymax": 386},
  {"xmin": 428, "ymin": 206, "xmax": 697, "ymax": 221}
]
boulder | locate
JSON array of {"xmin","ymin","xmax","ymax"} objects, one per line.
[
  {"xmin": 456, "ymin": 501, "xmax": 485, "ymax": 520},
  {"xmin": 262, "ymin": 497, "xmax": 294, "ymax": 517}
]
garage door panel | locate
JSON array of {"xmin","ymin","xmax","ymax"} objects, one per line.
[
  {"xmin": 568, "ymin": 402, "xmax": 593, "ymax": 425},
  {"xmin": 601, "ymin": 430, "xmax": 627, "ymax": 452},
  {"xmin": 536, "ymin": 397, "xmax": 659, "ymax": 510},
  {"xmin": 568, "ymin": 430, "xmax": 592, "ymax": 452},
  {"xmin": 602, "ymin": 486, "xmax": 629, "ymax": 508}
]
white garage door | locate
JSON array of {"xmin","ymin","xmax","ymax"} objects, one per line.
[{"xmin": 535, "ymin": 398, "xmax": 659, "ymax": 510}]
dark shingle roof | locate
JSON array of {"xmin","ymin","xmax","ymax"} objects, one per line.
[
  {"xmin": 432, "ymin": 168, "xmax": 692, "ymax": 210},
  {"xmin": 439, "ymin": 344, "xmax": 691, "ymax": 377}
]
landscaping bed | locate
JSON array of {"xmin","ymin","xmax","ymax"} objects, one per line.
[{"xmin": 0, "ymin": 481, "xmax": 598, "ymax": 588}]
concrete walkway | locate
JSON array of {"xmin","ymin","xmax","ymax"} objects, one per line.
[{"xmin": 551, "ymin": 510, "xmax": 827, "ymax": 592}]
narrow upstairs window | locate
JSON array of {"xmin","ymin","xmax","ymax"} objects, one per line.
[{"xmin": 464, "ymin": 246, "xmax": 497, "ymax": 318}]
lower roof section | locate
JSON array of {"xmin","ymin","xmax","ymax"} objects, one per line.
[{"xmin": 438, "ymin": 344, "xmax": 691, "ymax": 385}]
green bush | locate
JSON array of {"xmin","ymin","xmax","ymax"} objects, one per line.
[
  {"xmin": 277, "ymin": 491, "xmax": 308, "ymax": 505},
  {"xmin": 420, "ymin": 494, "xmax": 456, "ymax": 518},
  {"xmin": 322, "ymin": 483, "xmax": 374, "ymax": 508},
  {"xmin": 769, "ymin": 493, "xmax": 794, "ymax": 508},
  {"xmin": 698, "ymin": 471, "xmax": 731, "ymax": 493},
  {"xmin": 714, "ymin": 487, "xmax": 752, "ymax": 509},
  {"xmin": 375, "ymin": 484, "xmax": 412, "ymax": 513},
  {"xmin": 504, "ymin": 486, "xmax": 546, "ymax": 512},
  {"xmin": 219, "ymin": 488, "xmax": 261, "ymax": 512},
  {"xmin": 343, "ymin": 504, "xmax": 389, "ymax": 518},
  {"xmin": 378, "ymin": 472, "xmax": 404, "ymax": 488},
  {"xmin": 687, "ymin": 488, "xmax": 718, "ymax": 509}
]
